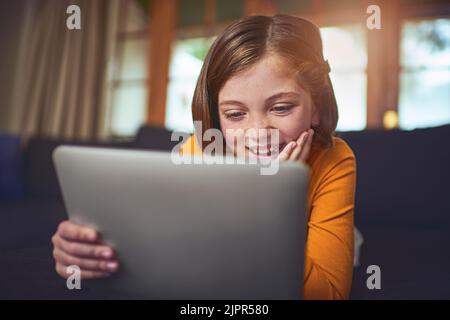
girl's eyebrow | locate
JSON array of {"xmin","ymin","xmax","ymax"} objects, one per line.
[
  {"xmin": 265, "ymin": 92, "xmax": 301, "ymax": 105},
  {"xmin": 218, "ymin": 100, "xmax": 247, "ymax": 108},
  {"xmin": 219, "ymin": 92, "xmax": 301, "ymax": 109}
]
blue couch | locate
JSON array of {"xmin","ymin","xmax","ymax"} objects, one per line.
[
  {"xmin": 340, "ymin": 124, "xmax": 450, "ymax": 299},
  {"xmin": 0, "ymin": 124, "xmax": 449, "ymax": 299},
  {"xmin": 0, "ymin": 126, "xmax": 177, "ymax": 299}
]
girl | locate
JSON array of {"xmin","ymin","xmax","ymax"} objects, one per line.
[{"xmin": 52, "ymin": 14, "xmax": 356, "ymax": 300}]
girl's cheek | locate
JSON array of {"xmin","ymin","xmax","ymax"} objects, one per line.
[
  {"xmin": 275, "ymin": 113, "xmax": 312, "ymax": 141},
  {"xmin": 224, "ymin": 127, "xmax": 251, "ymax": 156},
  {"xmin": 221, "ymin": 118, "xmax": 247, "ymax": 130},
  {"xmin": 224, "ymin": 130, "xmax": 246, "ymax": 145}
]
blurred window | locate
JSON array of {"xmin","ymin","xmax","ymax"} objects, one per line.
[
  {"xmin": 107, "ymin": 5, "xmax": 450, "ymax": 137},
  {"xmin": 399, "ymin": 18, "xmax": 450, "ymax": 130},
  {"xmin": 165, "ymin": 37, "xmax": 216, "ymax": 133},
  {"xmin": 109, "ymin": 0, "xmax": 148, "ymax": 137},
  {"xmin": 320, "ymin": 24, "xmax": 368, "ymax": 131}
]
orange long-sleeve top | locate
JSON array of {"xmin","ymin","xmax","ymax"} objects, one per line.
[{"xmin": 180, "ymin": 135, "xmax": 356, "ymax": 300}]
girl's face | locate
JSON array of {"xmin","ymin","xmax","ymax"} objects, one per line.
[{"xmin": 218, "ymin": 54, "xmax": 319, "ymax": 159}]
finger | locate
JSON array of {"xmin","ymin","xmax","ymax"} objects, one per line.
[
  {"xmin": 53, "ymin": 248, "xmax": 119, "ymax": 272},
  {"xmin": 57, "ymin": 220, "xmax": 98, "ymax": 242},
  {"xmin": 298, "ymin": 129, "xmax": 314, "ymax": 162},
  {"xmin": 56, "ymin": 263, "xmax": 112, "ymax": 280},
  {"xmin": 277, "ymin": 141, "xmax": 297, "ymax": 161},
  {"xmin": 52, "ymin": 233, "xmax": 115, "ymax": 259},
  {"xmin": 289, "ymin": 131, "xmax": 309, "ymax": 161}
]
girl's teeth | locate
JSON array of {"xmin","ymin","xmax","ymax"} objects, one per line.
[{"xmin": 249, "ymin": 148, "xmax": 271, "ymax": 156}]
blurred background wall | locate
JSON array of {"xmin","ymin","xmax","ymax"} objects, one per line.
[{"xmin": 0, "ymin": 1, "xmax": 27, "ymax": 131}]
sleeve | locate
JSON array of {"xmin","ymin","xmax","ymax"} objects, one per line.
[
  {"xmin": 303, "ymin": 144, "xmax": 356, "ymax": 300},
  {"xmin": 180, "ymin": 135, "xmax": 202, "ymax": 156}
]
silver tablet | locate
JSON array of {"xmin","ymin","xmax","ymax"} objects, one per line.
[{"xmin": 53, "ymin": 145, "xmax": 308, "ymax": 299}]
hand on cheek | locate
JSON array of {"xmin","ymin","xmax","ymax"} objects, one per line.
[{"xmin": 278, "ymin": 129, "xmax": 314, "ymax": 162}]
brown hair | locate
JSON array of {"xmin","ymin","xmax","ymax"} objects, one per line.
[{"xmin": 192, "ymin": 14, "xmax": 338, "ymax": 149}]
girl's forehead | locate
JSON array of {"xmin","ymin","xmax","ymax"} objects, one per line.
[
  {"xmin": 238, "ymin": 54, "xmax": 294, "ymax": 79},
  {"xmin": 218, "ymin": 55, "xmax": 303, "ymax": 101}
]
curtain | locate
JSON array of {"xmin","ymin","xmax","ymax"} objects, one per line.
[{"xmin": 9, "ymin": 0, "xmax": 120, "ymax": 140}]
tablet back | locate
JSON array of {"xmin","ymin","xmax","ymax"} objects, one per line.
[{"xmin": 54, "ymin": 146, "xmax": 308, "ymax": 299}]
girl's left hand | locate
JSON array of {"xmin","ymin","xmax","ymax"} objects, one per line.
[{"xmin": 277, "ymin": 128, "xmax": 314, "ymax": 162}]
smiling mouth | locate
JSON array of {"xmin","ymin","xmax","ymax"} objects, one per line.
[{"xmin": 246, "ymin": 143, "xmax": 287, "ymax": 157}]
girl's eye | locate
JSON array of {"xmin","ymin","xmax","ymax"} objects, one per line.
[
  {"xmin": 271, "ymin": 105, "xmax": 294, "ymax": 114},
  {"xmin": 224, "ymin": 111, "xmax": 246, "ymax": 120}
]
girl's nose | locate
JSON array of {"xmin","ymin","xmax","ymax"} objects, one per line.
[
  {"xmin": 251, "ymin": 117, "xmax": 273, "ymax": 131},
  {"xmin": 247, "ymin": 118, "xmax": 276, "ymax": 144}
]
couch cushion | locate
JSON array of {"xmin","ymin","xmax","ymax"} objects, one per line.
[
  {"xmin": 23, "ymin": 127, "xmax": 178, "ymax": 200},
  {"xmin": 133, "ymin": 125, "xmax": 183, "ymax": 151},
  {"xmin": 350, "ymin": 224, "xmax": 450, "ymax": 299},
  {"xmin": 339, "ymin": 125, "xmax": 450, "ymax": 228},
  {"xmin": 0, "ymin": 246, "xmax": 107, "ymax": 299},
  {"xmin": 23, "ymin": 137, "xmax": 134, "ymax": 200},
  {"xmin": 0, "ymin": 132, "xmax": 24, "ymax": 200},
  {"xmin": 0, "ymin": 198, "xmax": 67, "ymax": 250}
]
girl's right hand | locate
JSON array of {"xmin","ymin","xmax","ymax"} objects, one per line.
[
  {"xmin": 52, "ymin": 220, "xmax": 120, "ymax": 279},
  {"xmin": 278, "ymin": 128, "xmax": 314, "ymax": 163}
]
